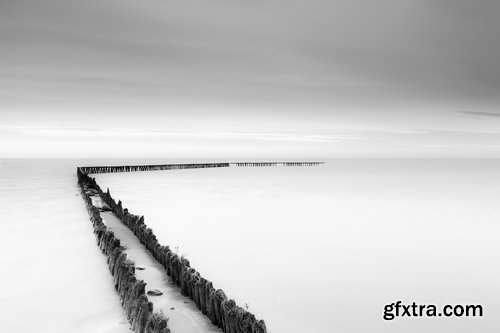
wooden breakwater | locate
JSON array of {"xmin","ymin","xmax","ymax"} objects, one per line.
[
  {"xmin": 77, "ymin": 168, "xmax": 267, "ymax": 333},
  {"xmin": 76, "ymin": 160, "xmax": 323, "ymax": 331},
  {"xmin": 231, "ymin": 162, "xmax": 324, "ymax": 167},
  {"xmin": 79, "ymin": 161, "xmax": 324, "ymax": 175},
  {"xmin": 80, "ymin": 163, "xmax": 230, "ymax": 174},
  {"xmin": 78, "ymin": 172, "xmax": 170, "ymax": 333}
]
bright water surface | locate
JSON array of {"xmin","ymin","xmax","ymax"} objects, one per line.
[
  {"xmin": 1, "ymin": 159, "xmax": 499, "ymax": 333},
  {"xmin": 0, "ymin": 159, "xmax": 129, "ymax": 333},
  {"xmin": 94, "ymin": 159, "xmax": 500, "ymax": 333}
]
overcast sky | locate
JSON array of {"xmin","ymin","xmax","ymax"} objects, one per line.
[{"xmin": 1, "ymin": 0, "xmax": 500, "ymax": 158}]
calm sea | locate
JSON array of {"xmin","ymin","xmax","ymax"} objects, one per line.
[
  {"xmin": 94, "ymin": 159, "xmax": 500, "ymax": 333},
  {"xmin": 1, "ymin": 159, "xmax": 499, "ymax": 332}
]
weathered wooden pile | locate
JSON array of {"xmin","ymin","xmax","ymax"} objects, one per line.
[
  {"xmin": 77, "ymin": 167, "xmax": 268, "ymax": 333},
  {"xmin": 78, "ymin": 170, "xmax": 170, "ymax": 333}
]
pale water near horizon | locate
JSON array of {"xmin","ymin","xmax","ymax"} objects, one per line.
[
  {"xmin": 93, "ymin": 159, "xmax": 500, "ymax": 333},
  {"xmin": 1, "ymin": 159, "xmax": 499, "ymax": 332},
  {"xmin": 0, "ymin": 159, "xmax": 131, "ymax": 333}
]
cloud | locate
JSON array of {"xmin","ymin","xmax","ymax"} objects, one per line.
[
  {"xmin": 2, "ymin": 0, "xmax": 500, "ymax": 112},
  {"xmin": 454, "ymin": 111, "xmax": 500, "ymax": 118},
  {"xmin": 0, "ymin": 125, "xmax": 356, "ymax": 144},
  {"xmin": 1, "ymin": 1, "xmax": 500, "ymax": 157}
]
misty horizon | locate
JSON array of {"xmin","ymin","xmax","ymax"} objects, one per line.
[{"xmin": 1, "ymin": 0, "xmax": 500, "ymax": 158}]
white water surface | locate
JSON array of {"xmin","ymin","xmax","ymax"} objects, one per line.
[
  {"xmin": 0, "ymin": 159, "xmax": 131, "ymax": 333},
  {"xmin": 93, "ymin": 159, "xmax": 500, "ymax": 333},
  {"xmin": 1, "ymin": 159, "xmax": 499, "ymax": 333}
]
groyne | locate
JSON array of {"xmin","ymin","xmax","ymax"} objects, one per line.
[
  {"xmin": 79, "ymin": 161, "xmax": 324, "ymax": 174},
  {"xmin": 232, "ymin": 162, "xmax": 323, "ymax": 167},
  {"xmin": 80, "ymin": 163, "xmax": 230, "ymax": 174},
  {"xmin": 78, "ymin": 172, "xmax": 170, "ymax": 333},
  {"xmin": 77, "ymin": 167, "xmax": 268, "ymax": 333},
  {"xmin": 77, "ymin": 160, "xmax": 323, "ymax": 332}
]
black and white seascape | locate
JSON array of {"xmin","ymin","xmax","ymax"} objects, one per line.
[{"xmin": 1, "ymin": 1, "xmax": 500, "ymax": 333}]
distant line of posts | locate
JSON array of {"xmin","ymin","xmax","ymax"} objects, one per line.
[{"xmin": 79, "ymin": 162, "xmax": 324, "ymax": 174}]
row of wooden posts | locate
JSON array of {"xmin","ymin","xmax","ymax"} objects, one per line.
[
  {"xmin": 79, "ymin": 163, "xmax": 230, "ymax": 174},
  {"xmin": 77, "ymin": 168, "xmax": 268, "ymax": 333},
  {"xmin": 78, "ymin": 171, "xmax": 170, "ymax": 333},
  {"xmin": 232, "ymin": 162, "xmax": 323, "ymax": 167},
  {"xmin": 79, "ymin": 161, "xmax": 324, "ymax": 174}
]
